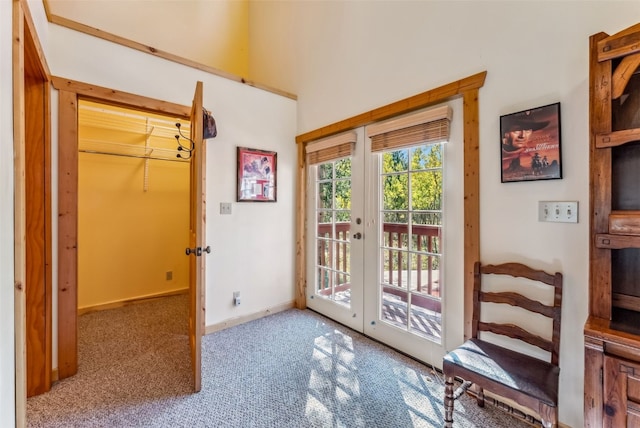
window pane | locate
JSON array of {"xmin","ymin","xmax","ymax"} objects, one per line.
[
  {"xmin": 317, "ymin": 212, "xmax": 332, "ymax": 238},
  {"xmin": 382, "ymin": 150, "xmax": 409, "ymax": 173},
  {"xmin": 410, "ymin": 170, "xmax": 442, "ymax": 211},
  {"xmin": 382, "ymin": 175, "xmax": 408, "ymax": 210},
  {"xmin": 335, "ymin": 179, "xmax": 351, "ymax": 210},
  {"xmin": 318, "ymin": 163, "xmax": 333, "ymax": 180},
  {"xmin": 334, "ymin": 158, "xmax": 351, "ymax": 179},
  {"xmin": 410, "ymin": 144, "xmax": 442, "ymax": 170},
  {"xmin": 411, "ymin": 212, "xmax": 442, "ymax": 226},
  {"xmin": 318, "ymin": 182, "xmax": 333, "ymax": 209},
  {"xmin": 335, "ymin": 210, "xmax": 351, "ymax": 224},
  {"xmin": 382, "ymin": 289, "xmax": 408, "ymax": 329}
]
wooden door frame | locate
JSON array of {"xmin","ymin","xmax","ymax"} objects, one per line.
[
  {"xmin": 50, "ymin": 76, "xmax": 193, "ymax": 379},
  {"xmin": 13, "ymin": 0, "xmax": 52, "ymax": 423},
  {"xmin": 294, "ymin": 72, "xmax": 486, "ymax": 339}
]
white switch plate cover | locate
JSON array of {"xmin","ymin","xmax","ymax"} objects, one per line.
[{"xmin": 538, "ymin": 201, "xmax": 578, "ymax": 223}]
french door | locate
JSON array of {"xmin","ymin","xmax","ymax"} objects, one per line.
[
  {"xmin": 362, "ymin": 139, "xmax": 448, "ymax": 365},
  {"xmin": 306, "ymin": 105, "xmax": 460, "ymax": 367},
  {"xmin": 306, "ymin": 131, "xmax": 365, "ymax": 331}
]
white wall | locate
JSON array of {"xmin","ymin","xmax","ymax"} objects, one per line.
[
  {"xmin": 0, "ymin": 0, "xmax": 16, "ymax": 424},
  {"xmin": 16, "ymin": 0, "xmax": 295, "ymax": 389},
  {"xmin": 43, "ymin": 27, "xmax": 297, "ymax": 327},
  {"xmin": 249, "ymin": 2, "xmax": 640, "ymax": 426}
]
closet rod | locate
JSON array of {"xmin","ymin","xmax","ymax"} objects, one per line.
[{"xmin": 79, "ymin": 149, "xmax": 189, "ymax": 163}]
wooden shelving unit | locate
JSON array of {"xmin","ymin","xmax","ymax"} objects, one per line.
[{"xmin": 584, "ymin": 22, "xmax": 640, "ymax": 427}]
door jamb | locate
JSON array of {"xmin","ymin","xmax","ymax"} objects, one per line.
[{"xmin": 13, "ymin": 0, "xmax": 52, "ymax": 423}]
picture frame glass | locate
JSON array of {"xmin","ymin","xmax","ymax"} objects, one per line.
[
  {"xmin": 500, "ymin": 102, "xmax": 562, "ymax": 183},
  {"xmin": 237, "ymin": 147, "xmax": 277, "ymax": 202}
]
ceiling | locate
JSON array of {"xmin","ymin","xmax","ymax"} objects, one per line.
[{"xmin": 43, "ymin": 0, "xmax": 249, "ymax": 78}]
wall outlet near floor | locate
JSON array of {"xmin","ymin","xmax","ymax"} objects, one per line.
[
  {"xmin": 538, "ymin": 201, "xmax": 579, "ymax": 223},
  {"xmin": 165, "ymin": 271, "xmax": 173, "ymax": 281},
  {"xmin": 233, "ymin": 291, "xmax": 241, "ymax": 306}
]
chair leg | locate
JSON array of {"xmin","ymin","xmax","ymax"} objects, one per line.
[
  {"xmin": 476, "ymin": 386, "xmax": 484, "ymax": 407},
  {"xmin": 539, "ymin": 404, "xmax": 558, "ymax": 428},
  {"xmin": 444, "ymin": 376, "xmax": 455, "ymax": 427}
]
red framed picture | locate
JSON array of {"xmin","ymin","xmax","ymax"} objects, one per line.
[
  {"xmin": 237, "ymin": 147, "xmax": 277, "ymax": 202},
  {"xmin": 500, "ymin": 102, "xmax": 562, "ymax": 183}
]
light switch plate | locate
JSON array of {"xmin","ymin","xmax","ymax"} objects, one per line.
[
  {"xmin": 538, "ymin": 201, "xmax": 578, "ymax": 223},
  {"xmin": 220, "ymin": 202, "xmax": 232, "ymax": 215}
]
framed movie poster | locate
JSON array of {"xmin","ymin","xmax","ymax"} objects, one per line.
[
  {"xmin": 237, "ymin": 147, "xmax": 277, "ymax": 202},
  {"xmin": 500, "ymin": 102, "xmax": 562, "ymax": 183}
]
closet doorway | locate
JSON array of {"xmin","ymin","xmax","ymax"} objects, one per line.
[
  {"xmin": 77, "ymin": 100, "xmax": 191, "ymax": 316},
  {"xmin": 53, "ymin": 78, "xmax": 206, "ymax": 391}
]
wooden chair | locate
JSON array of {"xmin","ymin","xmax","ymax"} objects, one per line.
[{"xmin": 443, "ymin": 262, "xmax": 563, "ymax": 428}]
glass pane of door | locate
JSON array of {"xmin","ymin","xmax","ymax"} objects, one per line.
[
  {"xmin": 315, "ymin": 159, "xmax": 352, "ymax": 306},
  {"xmin": 307, "ymin": 134, "xmax": 364, "ymax": 333},
  {"xmin": 379, "ymin": 144, "xmax": 443, "ymax": 343}
]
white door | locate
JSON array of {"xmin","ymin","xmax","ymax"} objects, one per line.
[
  {"xmin": 306, "ymin": 131, "xmax": 365, "ymax": 331},
  {"xmin": 306, "ymin": 105, "xmax": 461, "ymax": 368},
  {"xmin": 362, "ymin": 141, "xmax": 448, "ymax": 365}
]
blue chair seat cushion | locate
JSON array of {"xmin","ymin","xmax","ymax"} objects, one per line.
[{"xmin": 443, "ymin": 338, "xmax": 559, "ymax": 407}]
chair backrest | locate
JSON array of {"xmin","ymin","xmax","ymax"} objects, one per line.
[{"xmin": 472, "ymin": 261, "xmax": 563, "ymax": 366}]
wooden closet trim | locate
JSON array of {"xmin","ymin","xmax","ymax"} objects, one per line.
[
  {"xmin": 52, "ymin": 77, "xmax": 190, "ymax": 380},
  {"xmin": 51, "ymin": 77, "xmax": 191, "ymax": 117},
  {"xmin": 294, "ymin": 71, "xmax": 486, "ymax": 339}
]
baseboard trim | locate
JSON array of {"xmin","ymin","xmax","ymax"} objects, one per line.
[
  {"xmin": 205, "ymin": 301, "xmax": 295, "ymax": 335},
  {"xmin": 77, "ymin": 288, "xmax": 189, "ymax": 315}
]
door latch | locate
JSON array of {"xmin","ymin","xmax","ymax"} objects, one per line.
[{"xmin": 185, "ymin": 246, "xmax": 211, "ymax": 256}]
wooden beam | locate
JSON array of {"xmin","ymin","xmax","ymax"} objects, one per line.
[
  {"xmin": 51, "ymin": 76, "xmax": 191, "ymax": 118},
  {"xmin": 463, "ymin": 88, "xmax": 480, "ymax": 340},
  {"xmin": 296, "ymin": 72, "xmax": 487, "ymax": 144},
  {"xmin": 294, "ymin": 141, "xmax": 306, "ymax": 309}
]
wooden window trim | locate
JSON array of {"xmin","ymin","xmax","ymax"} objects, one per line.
[{"xmin": 294, "ymin": 71, "xmax": 486, "ymax": 339}]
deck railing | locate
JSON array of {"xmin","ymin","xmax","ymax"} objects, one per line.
[{"xmin": 316, "ymin": 222, "xmax": 441, "ymax": 313}]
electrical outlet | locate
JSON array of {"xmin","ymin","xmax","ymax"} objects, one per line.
[
  {"xmin": 233, "ymin": 291, "xmax": 241, "ymax": 306},
  {"xmin": 538, "ymin": 201, "xmax": 578, "ymax": 223},
  {"xmin": 220, "ymin": 202, "xmax": 232, "ymax": 215},
  {"xmin": 165, "ymin": 271, "xmax": 173, "ymax": 281}
]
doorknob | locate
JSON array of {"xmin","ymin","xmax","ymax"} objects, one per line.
[
  {"xmin": 353, "ymin": 232, "xmax": 362, "ymax": 240},
  {"xmin": 196, "ymin": 246, "xmax": 211, "ymax": 256},
  {"xmin": 185, "ymin": 246, "xmax": 211, "ymax": 256}
]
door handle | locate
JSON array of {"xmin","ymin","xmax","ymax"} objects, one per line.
[
  {"xmin": 185, "ymin": 246, "xmax": 211, "ymax": 256},
  {"xmin": 353, "ymin": 232, "xmax": 362, "ymax": 240}
]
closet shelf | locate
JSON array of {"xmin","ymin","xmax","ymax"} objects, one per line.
[{"xmin": 79, "ymin": 139, "xmax": 188, "ymax": 162}]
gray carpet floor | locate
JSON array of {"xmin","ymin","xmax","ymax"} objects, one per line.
[{"xmin": 27, "ymin": 295, "xmax": 533, "ymax": 427}]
